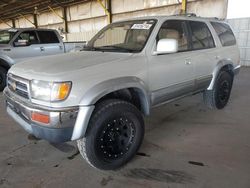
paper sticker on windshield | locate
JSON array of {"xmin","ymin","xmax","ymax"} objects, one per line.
[
  {"xmin": 8, "ymin": 29, "xmax": 18, "ymax": 32},
  {"xmin": 131, "ymin": 24, "xmax": 152, "ymax": 30}
]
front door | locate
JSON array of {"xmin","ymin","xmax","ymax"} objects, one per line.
[
  {"xmin": 148, "ymin": 20, "xmax": 195, "ymax": 106},
  {"xmin": 9, "ymin": 30, "xmax": 42, "ymax": 62}
]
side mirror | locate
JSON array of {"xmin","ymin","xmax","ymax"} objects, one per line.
[
  {"xmin": 153, "ymin": 39, "xmax": 178, "ymax": 55},
  {"xmin": 14, "ymin": 39, "xmax": 30, "ymax": 47}
]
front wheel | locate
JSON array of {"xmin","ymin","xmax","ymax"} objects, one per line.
[
  {"xmin": 203, "ymin": 71, "xmax": 233, "ymax": 109},
  {"xmin": 77, "ymin": 99, "xmax": 144, "ymax": 170}
]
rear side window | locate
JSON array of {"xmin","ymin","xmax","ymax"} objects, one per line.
[
  {"xmin": 37, "ymin": 31, "xmax": 59, "ymax": 44},
  {"xmin": 189, "ymin": 21, "xmax": 215, "ymax": 50},
  {"xmin": 211, "ymin": 22, "xmax": 236, "ymax": 46}
]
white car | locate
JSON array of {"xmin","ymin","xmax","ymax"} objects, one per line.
[{"xmin": 4, "ymin": 14, "xmax": 240, "ymax": 170}]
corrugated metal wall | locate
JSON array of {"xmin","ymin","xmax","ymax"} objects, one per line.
[
  {"xmin": 228, "ymin": 18, "xmax": 250, "ymax": 66},
  {"xmin": 0, "ymin": 0, "xmax": 228, "ymax": 42}
]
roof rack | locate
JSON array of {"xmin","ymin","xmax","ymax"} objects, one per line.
[
  {"xmin": 173, "ymin": 13, "xmax": 197, "ymax": 17},
  {"xmin": 172, "ymin": 13, "xmax": 225, "ymax": 21},
  {"xmin": 206, "ymin": 17, "xmax": 225, "ymax": 21}
]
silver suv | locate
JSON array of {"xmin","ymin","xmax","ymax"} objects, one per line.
[{"xmin": 4, "ymin": 15, "xmax": 240, "ymax": 170}]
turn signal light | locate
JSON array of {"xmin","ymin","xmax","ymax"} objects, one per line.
[
  {"xmin": 31, "ymin": 112, "xmax": 50, "ymax": 124},
  {"xmin": 58, "ymin": 83, "xmax": 71, "ymax": 100}
]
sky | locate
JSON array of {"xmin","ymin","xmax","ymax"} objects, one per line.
[{"xmin": 227, "ymin": 0, "xmax": 250, "ymax": 18}]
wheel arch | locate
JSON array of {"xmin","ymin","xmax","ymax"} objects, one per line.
[
  {"xmin": 80, "ymin": 77, "xmax": 151, "ymax": 115},
  {"xmin": 0, "ymin": 58, "xmax": 11, "ymax": 70},
  {"xmin": 207, "ymin": 59, "xmax": 234, "ymax": 90}
]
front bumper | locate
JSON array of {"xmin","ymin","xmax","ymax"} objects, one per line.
[{"xmin": 4, "ymin": 88, "xmax": 94, "ymax": 143}]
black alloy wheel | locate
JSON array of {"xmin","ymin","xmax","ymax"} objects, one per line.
[{"xmin": 96, "ymin": 116, "xmax": 136, "ymax": 160}]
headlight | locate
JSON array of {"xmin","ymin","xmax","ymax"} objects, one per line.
[{"xmin": 31, "ymin": 80, "xmax": 72, "ymax": 102}]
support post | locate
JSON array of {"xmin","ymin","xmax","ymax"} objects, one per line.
[
  {"xmin": 33, "ymin": 14, "xmax": 38, "ymax": 28},
  {"xmin": 106, "ymin": 0, "xmax": 112, "ymax": 24},
  {"xmin": 181, "ymin": 0, "xmax": 187, "ymax": 14},
  {"xmin": 63, "ymin": 6, "xmax": 69, "ymax": 33},
  {"xmin": 12, "ymin": 19, "xmax": 16, "ymax": 28}
]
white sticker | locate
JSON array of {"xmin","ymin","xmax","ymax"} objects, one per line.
[
  {"xmin": 8, "ymin": 29, "xmax": 18, "ymax": 32},
  {"xmin": 131, "ymin": 24, "xmax": 152, "ymax": 30}
]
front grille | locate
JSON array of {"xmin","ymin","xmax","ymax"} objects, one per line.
[{"xmin": 7, "ymin": 74, "xmax": 30, "ymax": 99}]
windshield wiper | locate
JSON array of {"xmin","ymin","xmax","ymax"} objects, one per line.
[
  {"xmin": 82, "ymin": 46, "xmax": 103, "ymax": 51},
  {"xmin": 98, "ymin": 45, "xmax": 135, "ymax": 52},
  {"xmin": 82, "ymin": 45, "xmax": 136, "ymax": 53}
]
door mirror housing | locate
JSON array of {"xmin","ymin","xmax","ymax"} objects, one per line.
[
  {"xmin": 153, "ymin": 39, "xmax": 178, "ymax": 55},
  {"xmin": 14, "ymin": 39, "xmax": 30, "ymax": 47}
]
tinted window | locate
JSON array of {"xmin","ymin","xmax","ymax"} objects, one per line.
[
  {"xmin": 189, "ymin": 21, "xmax": 215, "ymax": 50},
  {"xmin": 211, "ymin": 22, "xmax": 236, "ymax": 46},
  {"xmin": 157, "ymin": 20, "xmax": 189, "ymax": 52},
  {"xmin": 37, "ymin": 31, "xmax": 59, "ymax": 44},
  {"xmin": 16, "ymin": 31, "xmax": 39, "ymax": 44}
]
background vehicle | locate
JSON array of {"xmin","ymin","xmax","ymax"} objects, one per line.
[
  {"xmin": 0, "ymin": 28, "xmax": 86, "ymax": 91},
  {"xmin": 4, "ymin": 15, "xmax": 240, "ymax": 170}
]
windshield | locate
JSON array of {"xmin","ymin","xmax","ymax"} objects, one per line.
[
  {"xmin": 85, "ymin": 19, "xmax": 157, "ymax": 53},
  {"xmin": 0, "ymin": 30, "xmax": 17, "ymax": 44}
]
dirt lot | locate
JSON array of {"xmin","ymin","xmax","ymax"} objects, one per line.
[{"xmin": 0, "ymin": 67, "xmax": 250, "ymax": 188}]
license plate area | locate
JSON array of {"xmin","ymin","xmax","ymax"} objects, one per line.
[{"xmin": 6, "ymin": 100, "xmax": 31, "ymax": 123}]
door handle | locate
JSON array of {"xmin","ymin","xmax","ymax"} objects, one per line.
[
  {"xmin": 40, "ymin": 47, "xmax": 45, "ymax": 52},
  {"xmin": 185, "ymin": 60, "xmax": 192, "ymax": 65}
]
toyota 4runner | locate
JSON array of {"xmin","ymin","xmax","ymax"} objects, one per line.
[{"xmin": 4, "ymin": 15, "xmax": 240, "ymax": 170}]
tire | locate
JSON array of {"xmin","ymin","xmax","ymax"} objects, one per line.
[
  {"xmin": 77, "ymin": 99, "xmax": 144, "ymax": 170},
  {"xmin": 203, "ymin": 71, "xmax": 233, "ymax": 109},
  {"xmin": 0, "ymin": 67, "xmax": 7, "ymax": 92}
]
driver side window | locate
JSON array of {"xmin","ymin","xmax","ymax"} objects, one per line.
[
  {"xmin": 15, "ymin": 31, "xmax": 39, "ymax": 45},
  {"xmin": 157, "ymin": 20, "xmax": 189, "ymax": 52}
]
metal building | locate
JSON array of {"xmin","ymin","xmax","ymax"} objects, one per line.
[
  {"xmin": 228, "ymin": 18, "xmax": 250, "ymax": 66},
  {"xmin": 0, "ymin": 0, "xmax": 228, "ymax": 42}
]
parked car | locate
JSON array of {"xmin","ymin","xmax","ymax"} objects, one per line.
[
  {"xmin": 0, "ymin": 28, "xmax": 86, "ymax": 90},
  {"xmin": 4, "ymin": 15, "xmax": 240, "ymax": 170}
]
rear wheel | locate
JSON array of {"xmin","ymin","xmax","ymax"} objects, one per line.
[
  {"xmin": 204, "ymin": 71, "xmax": 233, "ymax": 109},
  {"xmin": 77, "ymin": 99, "xmax": 144, "ymax": 170},
  {"xmin": 0, "ymin": 67, "xmax": 7, "ymax": 92}
]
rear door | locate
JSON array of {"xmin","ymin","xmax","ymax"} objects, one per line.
[
  {"xmin": 210, "ymin": 22, "xmax": 239, "ymax": 67},
  {"xmin": 186, "ymin": 21, "xmax": 217, "ymax": 91},
  {"xmin": 37, "ymin": 30, "xmax": 64, "ymax": 56}
]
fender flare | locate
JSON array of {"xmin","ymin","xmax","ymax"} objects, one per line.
[
  {"xmin": 71, "ymin": 77, "xmax": 150, "ymax": 140},
  {"xmin": 207, "ymin": 59, "xmax": 234, "ymax": 90},
  {"xmin": 0, "ymin": 55, "xmax": 13, "ymax": 70},
  {"xmin": 79, "ymin": 77, "xmax": 151, "ymax": 115}
]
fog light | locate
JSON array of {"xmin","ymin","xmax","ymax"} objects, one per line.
[{"xmin": 31, "ymin": 112, "xmax": 50, "ymax": 124}]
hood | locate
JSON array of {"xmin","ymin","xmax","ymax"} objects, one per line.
[
  {"xmin": 9, "ymin": 51, "xmax": 133, "ymax": 80},
  {"xmin": 0, "ymin": 44, "xmax": 10, "ymax": 48}
]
